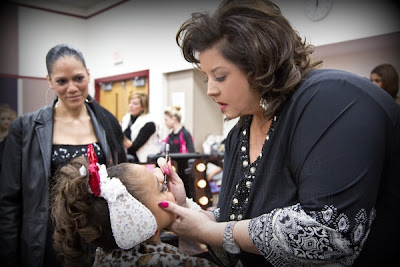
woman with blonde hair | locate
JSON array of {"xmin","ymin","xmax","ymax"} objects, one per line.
[
  {"xmin": 163, "ymin": 106, "xmax": 195, "ymax": 153},
  {"xmin": 121, "ymin": 92, "xmax": 160, "ymax": 163}
]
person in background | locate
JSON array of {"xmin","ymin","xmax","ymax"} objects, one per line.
[
  {"xmin": 370, "ymin": 63, "xmax": 400, "ymax": 105},
  {"xmin": 163, "ymin": 105, "xmax": 195, "ymax": 153},
  {"xmin": 157, "ymin": 0, "xmax": 400, "ymax": 266},
  {"xmin": 0, "ymin": 43, "xmax": 127, "ymax": 267},
  {"xmin": 0, "ymin": 104, "xmax": 16, "ymax": 143},
  {"xmin": 122, "ymin": 92, "xmax": 160, "ymax": 163},
  {"xmin": 50, "ymin": 145, "xmax": 216, "ymax": 266},
  {"xmin": 0, "ymin": 104, "xmax": 17, "ymax": 172}
]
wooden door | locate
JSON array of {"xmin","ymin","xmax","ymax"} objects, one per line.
[{"xmin": 95, "ymin": 70, "xmax": 149, "ymax": 122}]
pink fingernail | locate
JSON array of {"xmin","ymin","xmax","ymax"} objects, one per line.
[
  {"xmin": 162, "ymin": 166, "xmax": 170, "ymax": 175},
  {"xmin": 158, "ymin": 201, "xmax": 169, "ymax": 208},
  {"xmin": 169, "ymin": 159, "xmax": 172, "ymax": 166}
]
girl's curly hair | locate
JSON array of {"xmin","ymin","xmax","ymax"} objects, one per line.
[{"xmin": 50, "ymin": 157, "xmax": 145, "ymax": 266}]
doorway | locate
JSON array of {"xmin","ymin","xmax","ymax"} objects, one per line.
[{"xmin": 94, "ymin": 69, "xmax": 149, "ymax": 122}]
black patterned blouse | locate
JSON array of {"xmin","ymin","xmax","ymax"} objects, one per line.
[
  {"xmin": 50, "ymin": 142, "xmax": 105, "ymax": 180},
  {"xmin": 215, "ymin": 69, "xmax": 400, "ymax": 266}
]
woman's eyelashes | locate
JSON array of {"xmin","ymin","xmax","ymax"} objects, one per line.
[
  {"xmin": 74, "ymin": 75, "xmax": 84, "ymax": 82},
  {"xmin": 215, "ymin": 76, "xmax": 226, "ymax": 82},
  {"xmin": 203, "ymin": 76, "xmax": 226, "ymax": 83},
  {"xmin": 56, "ymin": 79, "xmax": 66, "ymax": 86}
]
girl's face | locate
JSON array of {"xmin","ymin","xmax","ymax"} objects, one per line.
[
  {"xmin": 0, "ymin": 111, "xmax": 11, "ymax": 131},
  {"xmin": 164, "ymin": 115, "xmax": 175, "ymax": 129},
  {"xmin": 128, "ymin": 97, "xmax": 144, "ymax": 116},
  {"xmin": 47, "ymin": 56, "xmax": 90, "ymax": 110},
  {"xmin": 130, "ymin": 164, "xmax": 176, "ymax": 229},
  {"xmin": 370, "ymin": 73, "xmax": 383, "ymax": 89},
  {"xmin": 199, "ymin": 46, "xmax": 261, "ymax": 120}
]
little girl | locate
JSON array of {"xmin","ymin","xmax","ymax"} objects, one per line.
[{"xmin": 50, "ymin": 144, "xmax": 216, "ymax": 266}]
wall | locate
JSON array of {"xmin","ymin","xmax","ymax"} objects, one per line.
[{"xmin": 312, "ymin": 32, "xmax": 400, "ymax": 82}]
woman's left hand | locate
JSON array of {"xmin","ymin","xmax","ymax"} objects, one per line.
[{"xmin": 158, "ymin": 201, "xmax": 215, "ymax": 243}]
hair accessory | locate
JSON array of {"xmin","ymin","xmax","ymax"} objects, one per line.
[
  {"xmin": 87, "ymin": 144, "xmax": 101, "ymax": 196},
  {"xmin": 259, "ymin": 97, "xmax": 269, "ymax": 111},
  {"xmin": 79, "ymin": 165, "xmax": 87, "ymax": 176},
  {"xmin": 85, "ymin": 144, "xmax": 158, "ymax": 249}
]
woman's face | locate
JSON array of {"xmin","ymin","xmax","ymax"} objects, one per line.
[
  {"xmin": 164, "ymin": 115, "xmax": 175, "ymax": 129},
  {"xmin": 199, "ymin": 46, "xmax": 261, "ymax": 120},
  {"xmin": 128, "ymin": 97, "xmax": 144, "ymax": 116},
  {"xmin": 47, "ymin": 56, "xmax": 90, "ymax": 110},
  {"xmin": 130, "ymin": 164, "xmax": 176, "ymax": 229},
  {"xmin": 370, "ymin": 73, "xmax": 383, "ymax": 89},
  {"xmin": 0, "ymin": 111, "xmax": 11, "ymax": 132}
]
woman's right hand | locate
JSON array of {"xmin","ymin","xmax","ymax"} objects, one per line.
[
  {"xmin": 157, "ymin": 157, "xmax": 187, "ymax": 206},
  {"xmin": 123, "ymin": 136, "xmax": 132, "ymax": 149}
]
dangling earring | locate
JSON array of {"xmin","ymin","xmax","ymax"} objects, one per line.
[{"xmin": 259, "ymin": 97, "xmax": 269, "ymax": 111}]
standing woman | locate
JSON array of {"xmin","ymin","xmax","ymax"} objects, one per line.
[
  {"xmin": 157, "ymin": 0, "xmax": 400, "ymax": 266},
  {"xmin": 370, "ymin": 63, "xmax": 400, "ymax": 106},
  {"xmin": 122, "ymin": 92, "xmax": 160, "ymax": 163},
  {"xmin": 0, "ymin": 44, "xmax": 127, "ymax": 266},
  {"xmin": 163, "ymin": 106, "xmax": 195, "ymax": 153}
]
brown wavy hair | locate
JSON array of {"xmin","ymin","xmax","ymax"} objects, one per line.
[
  {"xmin": 371, "ymin": 63, "xmax": 399, "ymax": 99},
  {"xmin": 176, "ymin": 0, "xmax": 322, "ymax": 122},
  {"xmin": 50, "ymin": 157, "xmax": 147, "ymax": 266}
]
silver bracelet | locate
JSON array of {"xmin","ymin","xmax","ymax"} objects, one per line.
[{"xmin": 186, "ymin": 197, "xmax": 202, "ymax": 211}]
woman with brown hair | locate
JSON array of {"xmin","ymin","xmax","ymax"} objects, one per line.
[
  {"xmin": 157, "ymin": 0, "xmax": 400, "ymax": 266},
  {"xmin": 370, "ymin": 63, "xmax": 400, "ymax": 105}
]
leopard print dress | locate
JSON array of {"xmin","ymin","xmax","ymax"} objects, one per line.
[{"xmin": 93, "ymin": 240, "xmax": 217, "ymax": 266}]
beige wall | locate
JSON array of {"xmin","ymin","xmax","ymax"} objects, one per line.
[
  {"xmin": 22, "ymin": 78, "xmax": 55, "ymax": 114},
  {"xmin": 165, "ymin": 69, "xmax": 223, "ymax": 153},
  {"xmin": 312, "ymin": 32, "xmax": 400, "ymax": 96}
]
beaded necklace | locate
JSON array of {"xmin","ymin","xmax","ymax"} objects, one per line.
[{"xmin": 228, "ymin": 114, "xmax": 278, "ymax": 221}]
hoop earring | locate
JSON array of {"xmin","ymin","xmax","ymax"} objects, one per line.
[
  {"xmin": 259, "ymin": 97, "xmax": 269, "ymax": 111},
  {"xmin": 46, "ymin": 87, "xmax": 53, "ymax": 105}
]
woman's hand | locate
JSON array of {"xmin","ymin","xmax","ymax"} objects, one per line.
[
  {"xmin": 158, "ymin": 201, "xmax": 217, "ymax": 243},
  {"xmin": 157, "ymin": 157, "xmax": 187, "ymax": 206},
  {"xmin": 123, "ymin": 136, "xmax": 132, "ymax": 149}
]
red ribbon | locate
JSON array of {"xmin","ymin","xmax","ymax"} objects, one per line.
[{"xmin": 87, "ymin": 143, "xmax": 101, "ymax": 196}]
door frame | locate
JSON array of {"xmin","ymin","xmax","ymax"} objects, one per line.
[{"xmin": 94, "ymin": 69, "xmax": 149, "ymax": 102}]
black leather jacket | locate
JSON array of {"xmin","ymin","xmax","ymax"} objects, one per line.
[{"xmin": 0, "ymin": 100, "xmax": 124, "ymax": 266}]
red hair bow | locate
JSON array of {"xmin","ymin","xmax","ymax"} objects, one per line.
[{"xmin": 87, "ymin": 143, "xmax": 101, "ymax": 196}]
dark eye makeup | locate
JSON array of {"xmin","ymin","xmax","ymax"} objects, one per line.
[{"xmin": 161, "ymin": 183, "xmax": 168, "ymax": 193}]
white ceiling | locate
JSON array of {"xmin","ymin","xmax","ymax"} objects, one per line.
[{"xmin": 8, "ymin": 0, "xmax": 127, "ymax": 18}]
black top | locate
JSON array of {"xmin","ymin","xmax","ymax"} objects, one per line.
[
  {"xmin": 166, "ymin": 126, "xmax": 195, "ymax": 153},
  {"xmin": 50, "ymin": 142, "xmax": 105, "ymax": 178},
  {"xmin": 217, "ymin": 69, "xmax": 400, "ymax": 266}
]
